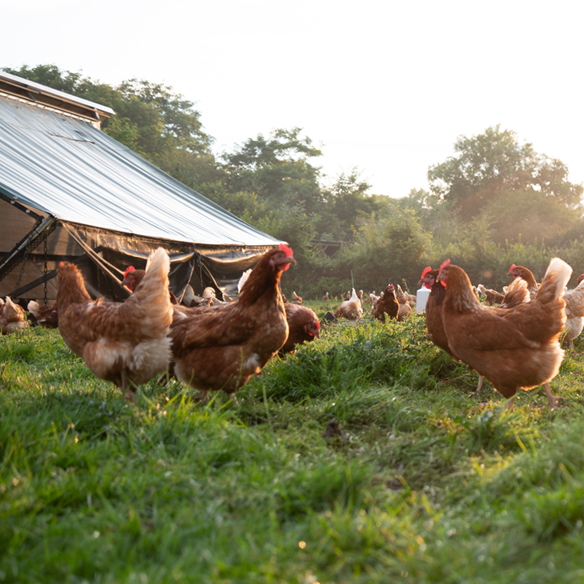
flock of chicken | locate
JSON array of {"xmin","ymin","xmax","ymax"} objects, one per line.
[
  {"xmin": 2, "ymin": 245, "xmax": 583, "ymax": 410},
  {"xmin": 319, "ymin": 259, "xmax": 584, "ymax": 409},
  {"xmin": 7, "ymin": 245, "xmax": 319, "ymax": 402},
  {"xmin": 420, "ymin": 259, "xmax": 584, "ymax": 409},
  {"xmin": 318, "ymin": 284, "xmax": 414, "ymax": 325}
]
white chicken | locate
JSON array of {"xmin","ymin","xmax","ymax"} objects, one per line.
[
  {"xmin": 563, "ymin": 279, "xmax": 584, "ymax": 350},
  {"xmin": 333, "ymin": 288, "xmax": 363, "ymax": 322}
]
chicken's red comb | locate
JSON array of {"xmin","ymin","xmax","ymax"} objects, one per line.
[
  {"xmin": 123, "ymin": 266, "xmax": 136, "ymax": 277},
  {"xmin": 508, "ymin": 264, "xmax": 516, "ymax": 273},
  {"xmin": 279, "ymin": 243, "xmax": 293, "ymax": 257},
  {"xmin": 421, "ymin": 266, "xmax": 432, "ymax": 279},
  {"xmin": 59, "ymin": 261, "xmax": 64, "ymax": 267},
  {"xmin": 439, "ymin": 259, "xmax": 451, "ymax": 273}
]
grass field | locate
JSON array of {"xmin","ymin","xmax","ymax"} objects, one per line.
[{"xmin": 2, "ymin": 302, "xmax": 584, "ymax": 583}]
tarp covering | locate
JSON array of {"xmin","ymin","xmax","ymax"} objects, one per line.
[{"xmin": 0, "ymin": 93, "xmax": 280, "ymax": 247}]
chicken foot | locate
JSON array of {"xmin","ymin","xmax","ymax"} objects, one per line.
[
  {"xmin": 505, "ymin": 383, "xmax": 563, "ymax": 411},
  {"xmin": 469, "ymin": 374, "xmax": 485, "ymax": 396},
  {"xmin": 475, "ymin": 375, "xmax": 485, "ymax": 393},
  {"xmin": 543, "ymin": 383, "xmax": 563, "ymax": 410}
]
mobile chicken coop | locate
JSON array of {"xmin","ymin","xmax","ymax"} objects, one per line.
[{"xmin": 0, "ymin": 71, "xmax": 280, "ymax": 304}]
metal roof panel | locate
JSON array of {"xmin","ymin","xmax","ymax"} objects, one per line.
[
  {"xmin": 0, "ymin": 95, "xmax": 280, "ymax": 247},
  {"xmin": 0, "ymin": 70, "xmax": 115, "ymax": 115}
]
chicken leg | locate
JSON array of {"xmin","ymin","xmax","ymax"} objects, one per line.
[
  {"xmin": 543, "ymin": 383, "xmax": 563, "ymax": 410},
  {"xmin": 121, "ymin": 369, "xmax": 137, "ymax": 403}
]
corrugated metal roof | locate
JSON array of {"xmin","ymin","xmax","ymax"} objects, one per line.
[
  {"xmin": 0, "ymin": 94, "xmax": 280, "ymax": 247},
  {"xmin": 0, "ymin": 70, "xmax": 115, "ymax": 116}
]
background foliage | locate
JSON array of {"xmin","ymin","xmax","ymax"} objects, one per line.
[{"xmin": 6, "ymin": 65, "xmax": 584, "ymax": 296}]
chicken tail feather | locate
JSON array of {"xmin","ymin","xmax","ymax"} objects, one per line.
[
  {"xmin": 131, "ymin": 248, "xmax": 173, "ymax": 336},
  {"xmin": 500, "ymin": 278, "xmax": 529, "ymax": 309},
  {"xmin": 536, "ymin": 257, "xmax": 572, "ymax": 305}
]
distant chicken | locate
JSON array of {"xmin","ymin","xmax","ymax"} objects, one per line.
[
  {"xmin": 499, "ymin": 277, "xmax": 531, "ymax": 309},
  {"xmin": 396, "ymin": 285, "xmax": 412, "ymax": 321},
  {"xmin": 477, "ymin": 284, "xmax": 505, "ymax": 305},
  {"xmin": 27, "ymin": 301, "xmax": 59, "ymax": 328},
  {"xmin": 0, "ymin": 297, "xmax": 29, "ymax": 335},
  {"xmin": 357, "ymin": 290, "xmax": 364, "ymax": 302},
  {"xmin": 123, "ymin": 265, "xmax": 178, "ymax": 305},
  {"xmin": 279, "ymin": 303, "xmax": 320, "ymax": 355},
  {"xmin": 362, "ymin": 291, "xmax": 373, "ymax": 305},
  {"xmin": 198, "ymin": 287, "xmax": 224, "ymax": 306},
  {"xmin": 334, "ymin": 288, "xmax": 363, "ymax": 322},
  {"xmin": 322, "ymin": 292, "xmax": 330, "ymax": 301},
  {"xmin": 169, "ymin": 244, "xmax": 295, "ymax": 400},
  {"xmin": 508, "ymin": 264, "xmax": 540, "ymax": 300},
  {"xmin": 57, "ymin": 248, "xmax": 174, "ymax": 401},
  {"xmin": 439, "ymin": 258, "xmax": 570, "ymax": 409},
  {"xmin": 368, "ymin": 291, "xmax": 379, "ymax": 306},
  {"xmin": 343, "ymin": 290, "xmax": 351, "ymax": 301},
  {"xmin": 371, "ymin": 284, "xmax": 399, "ymax": 323},
  {"xmin": 563, "ymin": 279, "xmax": 584, "ymax": 350},
  {"xmin": 291, "ymin": 291, "xmax": 303, "ymax": 305}
]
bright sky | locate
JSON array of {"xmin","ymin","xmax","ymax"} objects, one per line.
[{"xmin": 2, "ymin": 0, "xmax": 584, "ymax": 198}]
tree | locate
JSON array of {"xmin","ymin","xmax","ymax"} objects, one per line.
[
  {"xmin": 112, "ymin": 79, "xmax": 212, "ymax": 159},
  {"xmin": 480, "ymin": 188, "xmax": 582, "ymax": 245},
  {"xmin": 318, "ymin": 171, "xmax": 385, "ymax": 241},
  {"xmin": 221, "ymin": 128, "xmax": 325, "ymax": 216},
  {"xmin": 338, "ymin": 203, "xmax": 432, "ymax": 291},
  {"xmin": 428, "ymin": 125, "xmax": 583, "ymax": 220}
]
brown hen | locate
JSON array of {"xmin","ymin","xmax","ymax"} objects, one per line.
[
  {"xmin": 169, "ymin": 244, "xmax": 295, "ymax": 400},
  {"xmin": 371, "ymin": 284, "xmax": 399, "ymax": 323},
  {"xmin": 279, "ymin": 303, "xmax": 320, "ymax": 355},
  {"xmin": 439, "ymin": 258, "xmax": 570, "ymax": 408},
  {"xmin": 27, "ymin": 301, "xmax": 59, "ymax": 328},
  {"xmin": 57, "ymin": 248, "xmax": 173, "ymax": 400}
]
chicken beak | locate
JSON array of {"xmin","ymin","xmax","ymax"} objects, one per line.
[{"xmin": 277, "ymin": 256, "xmax": 296, "ymax": 272}]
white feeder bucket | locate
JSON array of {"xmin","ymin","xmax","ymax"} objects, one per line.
[{"xmin": 416, "ymin": 287, "xmax": 430, "ymax": 313}]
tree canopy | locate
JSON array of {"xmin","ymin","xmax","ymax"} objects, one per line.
[
  {"xmin": 221, "ymin": 128, "xmax": 325, "ymax": 216},
  {"xmin": 428, "ymin": 125, "xmax": 583, "ymax": 219},
  {"xmin": 425, "ymin": 125, "xmax": 584, "ymax": 245}
]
